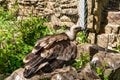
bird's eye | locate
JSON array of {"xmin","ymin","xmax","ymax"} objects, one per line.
[{"xmin": 74, "ymin": 27, "xmax": 81, "ymax": 31}]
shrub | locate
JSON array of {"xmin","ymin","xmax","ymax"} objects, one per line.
[
  {"xmin": 0, "ymin": 9, "xmax": 52, "ymax": 74},
  {"xmin": 19, "ymin": 16, "xmax": 50, "ymax": 46}
]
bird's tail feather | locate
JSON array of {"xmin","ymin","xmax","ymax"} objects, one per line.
[{"xmin": 23, "ymin": 56, "xmax": 47, "ymax": 78}]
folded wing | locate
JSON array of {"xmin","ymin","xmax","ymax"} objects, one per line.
[{"xmin": 23, "ymin": 33, "xmax": 77, "ymax": 78}]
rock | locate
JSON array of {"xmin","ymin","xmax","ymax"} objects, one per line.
[
  {"xmin": 87, "ymin": 15, "xmax": 94, "ymax": 30},
  {"xmin": 60, "ymin": 16, "xmax": 71, "ymax": 22},
  {"xmin": 105, "ymin": 23, "xmax": 120, "ymax": 34},
  {"xmin": 4, "ymin": 68, "xmax": 51, "ymax": 80},
  {"xmin": 5, "ymin": 67, "xmax": 80, "ymax": 80},
  {"xmin": 90, "ymin": 51, "xmax": 120, "ymax": 80},
  {"xmin": 60, "ymin": 0, "xmax": 74, "ymax": 4},
  {"xmin": 79, "ymin": 63, "xmax": 101, "ymax": 80},
  {"xmin": 77, "ymin": 43, "xmax": 120, "ymax": 80},
  {"xmin": 88, "ymin": 33, "xmax": 96, "ymax": 44},
  {"xmin": 18, "ymin": 5, "xmax": 34, "ymax": 16},
  {"xmin": 18, "ymin": 0, "xmax": 38, "ymax": 5},
  {"xmin": 61, "ymin": 8, "xmax": 78, "ymax": 15},
  {"xmin": 5, "ymin": 43, "xmax": 120, "ymax": 80},
  {"xmin": 51, "ymin": 66, "xmax": 80, "ymax": 80},
  {"xmin": 77, "ymin": 43, "xmax": 99, "ymax": 56},
  {"xmin": 60, "ymin": 2, "xmax": 77, "ymax": 9},
  {"xmin": 5, "ymin": 68, "xmax": 25, "ymax": 80},
  {"xmin": 97, "ymin": 33, "xmax": 120, "ymax": 48},
  {"xmin": 50, "ymin": 15, "xmax": 61, "ymax": 26},
  {"xmin": 107, "ymin": 11, "xmax": 120, "ymax": 24},
  {"xmin": 97, "ymin": 34, "xmax": 109, "ymax": 48},
  {"xmin": 0, "ymin": 0, "xmax": 5, "ymax": 4},
  {"xmin": 61, "ymin": 22, "xmax": 75, "ymax": 27}
]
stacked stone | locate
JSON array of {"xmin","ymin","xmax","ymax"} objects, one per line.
[
  {"xmin": 17, "ymin": 0, "xmax": 47, "ymax": 20},
  {"xmin": 87, "ymin": 0, "xmax": 109, "ymax": 44},
  {"xmin": 8, "ymin": 0, "xmax": 78, "ymax": 28},
  {"xmin": 97, "ymin": 0, "xmax": 120, "ymax": 48},
  {"xmin": 97, "ymin": 11, "xmax": 120, "ymax": 48},
  {"xmin": 45, "ymin": 0, "xmax": 79, "ymax": 28},
  {"xmin": 87, "ymin": 0, "xmax": 120, "ymax": 49}
]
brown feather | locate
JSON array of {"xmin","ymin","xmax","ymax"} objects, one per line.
[
  {"xmin": 23, "ymin": 32, "xmax": 77, "ymax": 78},
  {"xmin": 23, "ymin": 33, "xmax": 69, "ymax": 63}
]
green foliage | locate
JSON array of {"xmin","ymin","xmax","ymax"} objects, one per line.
[
  {"xmin": 113, "ymin": 45, "xmax": 120, "ymax": 53},
  {"xmin": 72, "ymin": 53, "xmax": 89, "ymax": 70},
  {"xmin": 76, "ymin": 32, "xmax": 88, "ymax": 44},
  {"xmin": 72, "ymin": 31, "xmax": 89, "ymax": 70},
  {"xmin": 96, "ymin": 67, "xmax": 103, "ymax": 76},
  {"xmin": 96, "ymin": 67, "xmax": 109, "ymax": 80},
  {"xmin": 0, "ymin": 9, "xmax": 33, "ymax": 74},
  {"xmin": 19, "ymin": 16, "xmax": 50, "ymax": 46},
  {"xmin": 0, "ymin": 9, "xmax": 52, "ymax": 74}
]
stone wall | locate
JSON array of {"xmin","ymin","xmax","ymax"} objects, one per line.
[
  {"xmin": 1, "ymin": 0, "xmax": 120, "ymax": 48},
  {"xmin": 8, "ymin": 0, "xmax": 79, "ymax": 28}
]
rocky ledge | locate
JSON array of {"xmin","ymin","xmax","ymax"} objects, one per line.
[{"xmin": 5, "ymin": 43, "xmax": 120, "ymax": 80}]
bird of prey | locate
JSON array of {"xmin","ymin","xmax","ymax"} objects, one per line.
[{"xmin": 23, "ymin": 25, "xmax": 83, "ymax": 78}]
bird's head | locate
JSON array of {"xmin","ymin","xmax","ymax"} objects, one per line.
[
  {"xmin": 65, "ymin": 25, "xmax": 83, "ymax": 40},
  {"xmin": 70, "ymin": 25, "xmax": 83, "ymax": 34}
]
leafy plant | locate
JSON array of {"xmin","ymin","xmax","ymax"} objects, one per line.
[
  {"xmin": 0, "ymin": 8, "xmax": 53, "ymax": 74},
  {"xmin": 76, "ymin": 32, "xmax": 88, "ymax": 44},
  {"xmin": 96, "ymin": 67, "xmax": 109, "ymax": 80},
  {"xmin": 19, "ymin": 16, "xmax": 50, "ymax": 46},
  {"xmin": 72, "ymin": 53, "xmax": 89, "ymax": 70},
  {"xmin": 113, "ymin": 45, "xmax": 120, "ymax": 53}
]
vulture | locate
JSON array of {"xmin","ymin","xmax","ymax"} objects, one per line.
[{"xmin": 23, "ymin": 25, "xmax": 83, "ymax": 78}]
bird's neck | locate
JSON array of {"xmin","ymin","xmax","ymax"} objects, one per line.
[{"xmin": 65, "ymin": 30, "xmax": 76, "ymax": 40}]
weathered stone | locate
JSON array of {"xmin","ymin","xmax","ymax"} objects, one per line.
[
  {"xmin": 0, "ymin": 0, "xmax": 5, "ymax": 3},
  {"xmin": 108, "ymin": 34, "xmax": 119, "ymax": 48},
  {"xmin": 60, "ymin": 15, "xmax": 71, "ymax": 22},
  {"xmin": 60, "ymin": 0, "xmax": 76, "ymax": 4},
  {"xmin": 18, "ymin": 5, "xmax": 34, "ymax": 16},
  {"xmin": 87, "ymin": 15, "xmax": 94, "ymax": 30},
  {"xmin": 107, "ymin": 11, "xmax": 120, "ymax": 24},
  {"xmin": 5, "ymin": 67, "xmax": 80, "ymax": 80},
  {"xmin": 97, "ymin": 33, "xmax": 120, "ymax": 48},
  {"xmin": 51, "ymin": 66, "xmax": 80, "ymax": 80},
  {"xmin": 54, "ymin": 7, "xmax": 61, "ymax": 17},
  {"xmin": 117, "ymin": 34, "xmax": 120, "ymax": 45},
  {"xmin": 88, "ymin": 33, "xmax": 96, "ymax": 44},
  {"xmin": 46, "ymin": 2, "xmax": 55, "ymax": 10},
  {"xmin": 90, "ymin": 52, "xmax": 120, "ymax": 79},
  {"xmin": 77, "ymin": 43, "xmax": 120, "ymax": 80},
  {"xmin": 5, "ymin": 43, "xmax": 120, "ymax": 80},
  {"xmin": 97, "ymin": 34, "xmax": 109, "ymax": 48},
  {"xmin": 51, "ymin": 15, "xmax": 61, "ymax": 26},
  {"xmin": 61, "ymin": 8, "xmax": 78, "ymax": 15},
  {"xmin": 61, "ymin": 22, "xmax": 75, "ymax": 27},
  {"xmin": 79, "ymin": 63, "xmax": 100, "ymax": 80},
  {"xmin": 60, "ymin": 2, "xmax": 77, "ymax": 9},
  {"xmin": 18, "ymin": 0, "xmax": 38, "ymax": 5},
  {"xmin": 105, "ymin": 23, "xmax": 120, "ymax": 34}
]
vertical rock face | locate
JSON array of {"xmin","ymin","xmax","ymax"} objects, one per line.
[{"xmin": 87, "ymin": 0, "xmax": 120, "ymax": 48}]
